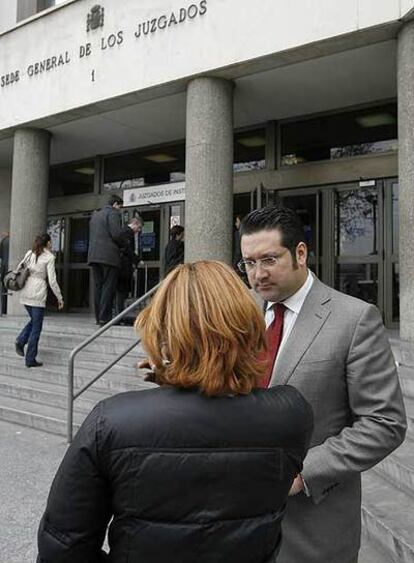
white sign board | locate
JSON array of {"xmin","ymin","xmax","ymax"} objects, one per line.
[{"xmin": 123, "ymin": 182, "xmax": 185, "ymax": 206}]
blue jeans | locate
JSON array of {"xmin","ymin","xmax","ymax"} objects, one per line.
[{"xmin": 17, "ymin": 306, "xmax": 45, "ymax": 366}]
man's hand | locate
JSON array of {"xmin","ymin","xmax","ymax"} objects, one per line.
[
  {"xmin": 289, "ymin": 474, "xmax": 304, "ymax": 496},
  {"xmin": 58, "ymin": 300, "xmax": 64, "ymax": 310}
]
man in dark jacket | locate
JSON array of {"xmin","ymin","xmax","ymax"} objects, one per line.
[
  {"xmin": 115, "ymin": 217, "xmax": 142, "ymax": 315},
  {"xmin": 87, "ymin": 195, "xmax": 123, "ymax": 325},
  {"xmin": 164, "ymin": 225, "xmax": 184, "ymax": 275}
]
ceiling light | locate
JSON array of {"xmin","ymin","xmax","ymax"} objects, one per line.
[
  {"xmin": 356, "ymin": 113, "xmax": 395, "ymax": 128},
  {"xmin": 237, "ymin": 136, "xmax": 266, "ymax": 148},
  {"xmin": 74, "ymin": 167, "xmax": 95, "ymax": 175},
  {"xmin": 143, "ymin": 153, "xmax": 178, "ymax": 163}
]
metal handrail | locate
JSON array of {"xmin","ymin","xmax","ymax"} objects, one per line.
[{"xmin": 67, "ymin": 284, "xmax": 159, "ymax": 443}]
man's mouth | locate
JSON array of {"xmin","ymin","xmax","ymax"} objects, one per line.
[{"xmin": 256, "ymin": 284, "xmax": 273, "ymax": 291}]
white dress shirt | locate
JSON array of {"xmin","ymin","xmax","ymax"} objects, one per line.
[
  {"xmin": 265, "ymin": 270, "xmax": 314, "ymax": 496},
  {"xmin": 265, "ymin": 270, "xmax": 314, "ymax": 365}
]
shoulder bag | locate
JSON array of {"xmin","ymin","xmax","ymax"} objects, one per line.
[{"xmin": 3, "ymin": 251, "xmax": 32, "ymax": 291}]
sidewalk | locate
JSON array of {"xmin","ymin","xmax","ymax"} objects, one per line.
[
  {"xmin": 1, "ymin": 418, "xmax": 392, "ymax": 563},
  {"xmin": 0, "ymin": 421, "xmax": 67, "ymax": 563}
]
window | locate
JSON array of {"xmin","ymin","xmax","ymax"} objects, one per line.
[
  {"xmin": 281, "ymin": 104, "xmax": 397, "ymax": 166},
  {"xmin": 103, "ymin": 143, "xmax": 185, "ymax": 193},
  {"xmin": 234, "ymin": 129, "xmax": 266, "ymax": 173},
  {"xmin": 49, "ymin": 161, "xmax": 95, "ymax": 197}
]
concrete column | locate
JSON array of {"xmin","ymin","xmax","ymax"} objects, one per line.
[
  {"xmin": 185, "ymin": 77, "xmax": 233, "ymax": 263},
  {"xmin": 8, "ymin": 128, "xmax": 50, "ymax": 314},
  {"xmin": 398, "ymin": 22, "xmax": 414, "ymax": 340}
]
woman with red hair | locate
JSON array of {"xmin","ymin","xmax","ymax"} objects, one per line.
[{"xmin": 37, "ymin": 261, "xmax": 312, "ymax": 563}]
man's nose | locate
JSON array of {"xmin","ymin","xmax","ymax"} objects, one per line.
[{"xmin": 254, "ymin": 262, "xmax": 269, "ymax": 279}]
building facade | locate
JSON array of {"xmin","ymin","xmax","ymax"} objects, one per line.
[{"xmin": 0, "ymin": 0, "xmax": 414, "ymax": 338}]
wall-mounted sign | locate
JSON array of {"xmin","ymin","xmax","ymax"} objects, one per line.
[
  {"xmin": 124, "ymin": 182, "xmax": 185, "ymax": 206},
  {"xmin": 0, "ymin": 1, "xmax": 208, "ymax": 90}
]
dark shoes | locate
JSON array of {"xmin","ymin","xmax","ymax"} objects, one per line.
[
  {"xmin": 26, "ymin": 360, "xmax": 43, "ymax": 368},
  {"xmin": 15, "ymin": 341, "xmax": 25, "ymax": 357}
]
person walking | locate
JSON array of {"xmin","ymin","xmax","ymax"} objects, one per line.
[
  {"xmin": 239, "ymin": 205, "xmax": 407, "ymax": 563},
  {"xmin": 164, "ymin": 225, "xmax": 184, "ymax": 275},
  {"xmin": 87, "ymin": 194, "xmax": 123, "ymax": 325},
  {"xmin": 15, "ymin": 233, "xmax": 64, "ymax": 368},
  {"xmin": 37, "ymin": 261, "xmax": 313, "ymax": 563}
]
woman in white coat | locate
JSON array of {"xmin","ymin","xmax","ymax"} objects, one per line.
[{"xmin": 15, "ymin": 233, "xmax": 64, "ymax": 368}]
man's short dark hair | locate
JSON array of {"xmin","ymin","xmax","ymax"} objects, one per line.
[
  {"xmin": 108, "ymin": 194, "xmax": 123, "ymax": 207},
  {"xmin": 170, "ymin": 225, "xmax": 184, "ymax": 239},
  {"xmin": 240, "ymin": 206, "xmax": 306, "ymax": 259}
]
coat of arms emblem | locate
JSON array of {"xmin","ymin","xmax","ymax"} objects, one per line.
[{"xmin": 87, "ymin": 5, "xmax": 104, "ymax": 32}]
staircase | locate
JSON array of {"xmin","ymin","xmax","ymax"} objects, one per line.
[
  {"xmin": 0, "ymin": 314, "xmax": 153, "ymax": 437},
  {"xmin": 1, "ymin": 317, "xmax": 413, "ymax": 561},
  {"xmin": 361, "ymin": 333, "xmax": 414, "ymax": 563}
]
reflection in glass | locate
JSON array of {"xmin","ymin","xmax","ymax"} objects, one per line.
[
  {"xmin": 137, "ymin": 267, "xmax": 159, "ymax": 296},
  {"xmin": 335, "ymin": 188, "xmax": 378, "ymax": 256},
  {"xmin": 47, "ymin": 218, "xmax": 65, "ymax": 262},
  {"xmin": 69, "ymin": 218, "xmax": 90, "ymax": 263},
  {"xmin": 281, "ymin": 194, "xmax": 319, "ymax": 259},
  {"xmin": 392, "ymin": 183, "xmax": 399, "ymax": 256},
  {"xmin": 68, "ymin": 270, "xmax": 89, "ymax": 309},
  {"xmin": 392, "ymin": 263, "xmax": 399, "ymax": 322},
  {"xmin": 49, "ymin": 161, "xmax": 95, "ymax": 197},
  {"xmin": 281, "ymin": 103, "xmax": 397, "ymax": 166},
  {"xmin": 335, "ymin": 264, "xmax": 378, "ymax": 306},
  {"xmin": 234, "ymin": 129, "xmax": 266, "ymax": 173},
  {"xmin": 135, "ymin": 210, "xmax": 160, "ymax": 262},
  {"xmin": 103, "ymin": 144, "xmax": 185, "ymax": 193}
]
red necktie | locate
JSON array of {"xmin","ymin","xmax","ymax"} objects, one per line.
[{"xmin": 259, "ymin": 303, "xmax": 286, "ymax": 388}]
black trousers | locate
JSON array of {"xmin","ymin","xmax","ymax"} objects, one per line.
[{"xmin": 91, "ymin": 264, "xmax": 119, "ymax": 324}]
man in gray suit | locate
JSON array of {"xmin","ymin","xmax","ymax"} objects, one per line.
[
  {"xmin": 239, "ymin": 206, "xmax": 406, "ymax": 563},
  {"xmin": 88, "ymin": 194, "xmax": 123, "ymax": 325}
]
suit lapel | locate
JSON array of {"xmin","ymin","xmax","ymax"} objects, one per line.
[{"xmin": 270, "ymin": 278, "xmax": 332, "ymax": 386}]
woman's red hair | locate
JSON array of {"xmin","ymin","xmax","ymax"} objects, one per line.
[{"xmin": 135, "ymin": 261, "xmax": 267, "ymax": 396}]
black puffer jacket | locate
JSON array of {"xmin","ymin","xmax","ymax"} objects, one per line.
[{"xmin": 37, "ymin": 385, "xmax": 312, "ymax": 563}]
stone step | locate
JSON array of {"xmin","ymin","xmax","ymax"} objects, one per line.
[
  {"xmin": 373, "ymin": 435, "xmax": 414, "ymax": 497},
  {"xmin": 0, "ymin": 394, "xmax": 85, "ymax": 436},
  {"xmin": 0, "ymin": 354, "xmax": 152, "ymax": 393},
  {"xmin": 0, "ymin": 315, "xmax": 138, "ymax": 338},
  {"xmin": 0, "ymin": 327, "xmax": 142, "ymax": 356},
  {"xmin": 360, "ymin": 529, "xmax": 395, "ymax": 563},
  {"xmin": 0, "ymin": 373, "xmax": 109, "ymax": 413},
  {"xmin": 399, "ymin": 365, "xmax": 414, "ymax": 400},
  {"xmin": 404, "ymin": 395, "xmax": 414, "ymax": 435},
  {"xmin": 0, "ymin": 344, "xmax": 146, "ymax": 372},
  {"xmin": 362, "ymin": 470, "xmax": 414, "ymax": 563}
]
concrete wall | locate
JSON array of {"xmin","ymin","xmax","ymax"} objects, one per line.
[
  {"xmin": 0, "ymin": 0, "xmax": 408, "ymax": 131},
  {"xmin": 0, "ymin": 0, "xmax": 17, "ymax": 34},
  {"xmin": 0, "ymin": 168, "xmax": 12, "ymax": 233}
]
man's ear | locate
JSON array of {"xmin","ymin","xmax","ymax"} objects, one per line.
[{"xmin": 296, "ymin": 242, "xmax": 308, "ymax": 266}]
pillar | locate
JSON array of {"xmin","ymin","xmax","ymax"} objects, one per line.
[
  {"xmin": 185, "ymin": 77, "xmax": 234, "ymax": 263},
  {"xmin": 398, "ymin": 22, "xmax": 414, "ymax": 340},
  {"xmin": 8, "ymin": 128, "xmax": 50, "ymax": 314}
]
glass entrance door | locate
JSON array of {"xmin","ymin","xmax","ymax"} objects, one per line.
[
  {"xmin": 47, "ymin": 213, "xmax": 92, "ymax": 312},
  {"xmin": 334, "ymin": 183, "xmax": 383, "ymax": 310},
  {"xmin": 277, "ymin": 191, "xmax": 322, "ymax": 277},
  {"xmin": 67, "ymin": 215, "xmax": 91, "ymax": 311},
  {"xmin": 277, "ymin": 178, "xmax": 398, "ymax": 326}
]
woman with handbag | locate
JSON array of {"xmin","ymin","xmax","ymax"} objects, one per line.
[{"xmin": 15, "ymin": 233, "xmax": 64, "ymax": 368}]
